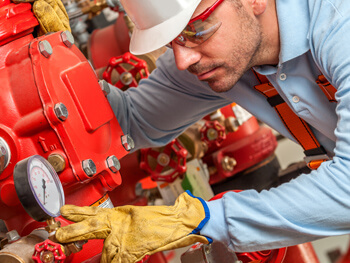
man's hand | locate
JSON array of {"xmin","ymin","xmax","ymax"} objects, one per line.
[
  {"xmin": 56, "ymin": 191, "xmax": 210, "ymax": 263},
  {"xmin": 12, "ymin": 0, "xmax": 71, "ymax": 36}
]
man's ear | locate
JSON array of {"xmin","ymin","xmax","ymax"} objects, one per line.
[{"xmin": 251, "ymin": 0, "xmax": 267, "ymax": 15}]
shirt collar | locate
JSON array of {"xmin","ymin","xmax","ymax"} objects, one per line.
[{"xmin": 276, "ymin": 0, "xmax": 310, "ymax": 64}]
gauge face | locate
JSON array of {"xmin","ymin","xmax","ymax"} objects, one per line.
[
  {"xmin": 14, "ymin": 155, "xmax": 65, "ymax": 221},
  {"xmin": 28, "ymin": 157, "xmax": 63, "ymax": 217}
]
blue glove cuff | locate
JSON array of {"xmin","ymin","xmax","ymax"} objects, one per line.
[{"xmin": 185, "ymin": 190, "xmax": 212, "ymax": 243}]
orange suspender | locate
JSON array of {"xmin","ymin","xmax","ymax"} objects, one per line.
[
  {"xmin": 316, "ymin": 75, "xmax": 337, "ymax": 103},
  {"xmin": 252, "ymin": 70, "xmax": 336, "ymax": 169}
]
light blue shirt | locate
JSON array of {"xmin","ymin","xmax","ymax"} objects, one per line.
[{"xmin": 108, "ymin": 0, "xmax": 350, "ymax": 252}]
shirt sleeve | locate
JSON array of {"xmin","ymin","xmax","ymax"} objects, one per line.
[
  {"xmin": 106, "ymin": 49, "xmax": 231, "ymax": 150},
  {"xmin": 201, "ymin": 0, "xmax": 350, "ymax": 252}
]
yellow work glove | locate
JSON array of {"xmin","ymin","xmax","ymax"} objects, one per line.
[
  {"xmin": 56, "ymin": 191, "xmax": 211, "ymax": 263},
  {"xmin": 12, "ymin": 0, "xmax": 71, "ymax": 36}
]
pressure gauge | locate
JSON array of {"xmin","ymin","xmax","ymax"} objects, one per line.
[{"xmin": 14, "ymin": 155, "xmax": 65, "ymax": 222}]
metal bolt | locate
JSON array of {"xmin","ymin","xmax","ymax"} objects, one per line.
[
  {"xmin": 48, "ymin": 154, "xmax": 66, "ymax": 173},
  {"xmin": 99, "ymin": 80, "xmax": 110, "ymax": 96},
  {"xmin": 75, "ymin": 240, "xmax": 88, "ymax": 249},
  {"xmin": 106, "ymin": 155, "xmax": 121, "ymax": 173},
  {"xmin": 82, "ymin": 159, "xmax": 96, "ymax": 177},
  {"xmin": 120, "ymin": 72, "xmax": 133, "ymax": 86},
  {"xmin": 54, "ymin": 103, "xmax": 68, "ymax": 121},
  {"xmin": 60, "ymin": 30, "xmax": 75, "ymax": 47},
  {"xmin": 41, "ymin": 250, "xmax": 54, "ymax": 263},
  {"xmin": 6, "ymin": 230, "xmax": 20, "ymax": 243},
  {"xmin": 121, "ymin": 135, "xmax": 135, "ymax": 151},
  {"xmin": 0, "ymin": 137, "xmax": 10, "ymax": 174},
  {"xmin": 39, "ymin": 40, "xmax": 53, "ymax": 58},
  {"xmin": 207, "ymin": 128, "xmax": 218, "ymax": 141},
  {"xmin": 157, "ymin": 153, "xmax": 170, "ymax": 166},
  {"xmin": 221, "ymin": 156, "xmax": 237, "ymax": 172}
]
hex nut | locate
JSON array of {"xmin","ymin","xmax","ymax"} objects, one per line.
[
  {"xmin": 207, "ymin": 128, "xmax": 218, "ymax": 141},
  {"xmin": 54, "ymin": 103, "xmax": 69, "ymax": 121},
  {"xmin": 157, "ymin": 153, "xmax": 170, "ymax": 166},
  {"xmin": 99, "ymin": 80, "xmax": 110, "ymax": 96},
  {"xmin": 82, "ymin": 159, "xmax": 96, "ymax": 177},
  {"xmin": 120, "ymin": 72, "xmax": 133, "ymax": 86},
  {"xmin": 106, "ymin": 155, "xmax": 121, "ymax": 173},
  {"xmin": 39, "ymin": 40, "xmax": 53, "ymax": 58},
  {"xmin": 121, "ymin": 135, "xmax": 135, "ymax": 151},
  {"xmin": 6, "ymin": 230, "xmax": 20, "ymax": 243},
  {"xmin": 60, "ymin": 30, "xmax": 75, "ymax": 47}
]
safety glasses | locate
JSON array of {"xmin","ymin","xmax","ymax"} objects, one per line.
[{"xmin": 167, "ymin": 0, "xmax": 224, "ymax": 48}]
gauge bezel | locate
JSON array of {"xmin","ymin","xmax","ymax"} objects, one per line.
[{"xmin": 14, "ymin": 155, "xmax": 65, "ymax": 222}]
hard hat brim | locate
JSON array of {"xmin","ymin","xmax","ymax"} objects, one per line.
[{"xmin": 129, "ymin": 0, "xmax": 201, "ymax": 55}]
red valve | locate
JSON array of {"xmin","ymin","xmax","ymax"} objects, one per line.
[
  {"xmin": 32, "ymin": 239, "xmax": 66, "ymax": 263},
  {"xmin": 103, "ymin": 52, "xmax": 149, "ymax": 89},
  {"xmin": 200, "ymin": 120, "xmax": 226, "ymax": 147},
  {"xmin": 237, "ymin": 249, "xmax": 286, "ymax": 263},
  {"xmin": 140, "ymin": 139, "xmax": 188, "ymax": 183},
  {"xmin": 137, "ymin": 255, "xmax": 150, "ymax": 263}
]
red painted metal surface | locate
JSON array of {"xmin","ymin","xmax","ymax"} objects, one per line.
[
  {"xmin": 0, "ymin": 10, "xmax": 129, "ymax": 260},
  {"xmin": 87, "ymin": 12, "xmax": 130, "ymax": 69},
  {"xmin": 204, "ymin": 105, "xmax": 277, "ymax": 185},
  {"xmin": 283, "ymin": 243, "xmax": 320, "ymax": 263},
  {"xmin": 336, "ymin": 240, "xmax": 350, "ymax": 263},
  {"xmin": 0, "ymin": 0, "xmax": 38, "ymax": 46},
  {"xmin": 237, "ymin": 248, "xmax": 286, "ymax": 263},
  {"xmin": 108, "ymin": 152, "xmax": 149, "ymax": 207}
]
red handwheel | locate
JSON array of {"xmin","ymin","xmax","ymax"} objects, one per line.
[
  {"xmin": 140, "ymin": 139, "xmax": 188, "ymax": 182},
  {"xmin": 103, "ymin": 52, "xmax": 149, "ymax": 88},
  {"xmin": 200, "ymin": 120, "xmax": 226, "ymax": 147},
  {"xmin": 32, "ymin": 239, "xmax": 66, "ymax": 263}
]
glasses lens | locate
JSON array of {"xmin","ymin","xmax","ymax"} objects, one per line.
[
  {"xmin": 183, "ymin": 20, "xmax": 222, "ymax": 47},
  {"xmin": 168, "ymin": 0, "xmax": 223, "ymax": 49},
  {"xmin": 172, "ymin": 18, "xmax": 222, "ymax": 48}
]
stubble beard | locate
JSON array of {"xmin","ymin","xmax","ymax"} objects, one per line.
[{"xmin": 205, "ymin": 7, "xmax": 263, "ymax": 93}]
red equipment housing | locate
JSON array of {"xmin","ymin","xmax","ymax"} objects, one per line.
[{"xmin": 0, "ymin": 1, "xmax": 129, "ymax": 261}]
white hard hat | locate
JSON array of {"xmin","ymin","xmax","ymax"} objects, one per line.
[{"xmin": 120, "ymin": 0, "xmax": 201, "ymax": 55}]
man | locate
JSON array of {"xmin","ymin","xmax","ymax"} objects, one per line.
[{"xmin": 55, "ymin": 0, "xmax": 350, "ymax": 262}]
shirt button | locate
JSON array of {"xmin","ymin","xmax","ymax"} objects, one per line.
[
  {"xmin": 292, "ymin": 96, "xmax": 300, "ymax": 103},
  {"xmin": 279, "ymin": 73, "xmax": 287, "ymax": 81}
]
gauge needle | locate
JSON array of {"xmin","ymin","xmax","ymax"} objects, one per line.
[{"xmin": 42, "ymin": 179, "xmax": 46, "ymax": 205}]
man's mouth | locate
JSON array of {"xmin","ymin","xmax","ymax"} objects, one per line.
[{"xmin": 195, "ymin": 67, "xmax": 219, "ymax": 81}]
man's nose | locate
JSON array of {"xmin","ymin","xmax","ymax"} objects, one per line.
[{"xmin": 173, "ymin": 44, "xmax": 201, "ymax": 71}]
